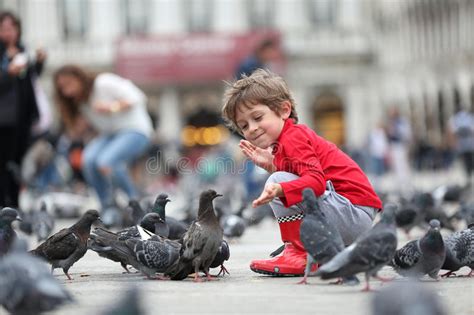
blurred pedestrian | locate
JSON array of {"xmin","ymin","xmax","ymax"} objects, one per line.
[
  {"xmin": 0, "ymin": 11, "xmax": 46, "ymax": 207},
  {"xmin": 222, "ymin": 69, "xmax": 381, "ymax": 276},
  {"xmin": 366, "ymin": 122, "xmax": 388, "ymax": 189},
  {"xmin": 386, "ymin": 107, "xmax": 412, "ymax": 196},
  {"xmin": 448, "ymin": 105, "xmax": 474, "ymax": 187},
  {"xmin": 235, "ymin": 37, "xmax": 279, "ymax": 80},
  {"xmin": 53, "ymin": 65, "xmax": 153, "ymax": 210}
]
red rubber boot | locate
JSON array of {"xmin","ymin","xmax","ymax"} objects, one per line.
[{"xmin": 250, "ymin": 219, "xmax": 316, "ymax": 276}]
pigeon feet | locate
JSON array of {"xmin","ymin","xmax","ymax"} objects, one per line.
[
  {"xmin": 297, "ymin": 276, "xmax": 309, "ymax": 285},
  {"xmin": 329, "ymin": 278, "xmax": 344, "ymax": 285},
  {"xmin": 440, "ymin": 271, "xmax": 456, "ymax": 278},
  {"xmin": 215, "ymin": 265, "xmax": 230, "ymax": 277}
]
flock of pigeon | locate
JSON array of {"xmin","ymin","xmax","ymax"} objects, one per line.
[{"xmin": 0, "ymin": 184, "xmax": 473, "ymax": 314}]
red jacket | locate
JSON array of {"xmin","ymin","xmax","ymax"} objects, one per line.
[{"xmin": 273, "ymin": 119, "xmax": 382, "ymax": 209}]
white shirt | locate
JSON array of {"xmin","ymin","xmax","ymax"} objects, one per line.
[{"xmin": 81, "ymin": 73, "xmax": 153, "ymax": 137}]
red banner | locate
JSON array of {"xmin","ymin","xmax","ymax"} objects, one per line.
[{"xmin": 115, "ymin": 31, "xmax": 284, "ymax": 85}]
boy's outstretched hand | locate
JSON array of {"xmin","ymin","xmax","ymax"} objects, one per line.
[
  {"xmin": 252, "ymin": 183, "xmax": 283, "ymax": 208},
  {"xmin": 239, "ymin": 140, "xmax": 276, "ymax": 173}
]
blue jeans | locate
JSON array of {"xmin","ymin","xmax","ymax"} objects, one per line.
[{"xmin": 82, "ymin": 131, "xmax": 150, "ymax": 208}]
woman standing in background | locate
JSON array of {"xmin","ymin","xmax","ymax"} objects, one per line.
[{"xmin": 0, "ymin": 11, "xmax": 46, "ymax": 207}]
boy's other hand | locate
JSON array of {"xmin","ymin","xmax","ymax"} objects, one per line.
[
  {"xmin": 239, "ymin": 140, "xmax": 275, "ymax": 173},
  {"xmin": 252, "ymin": 183, "xmax": 282, "ymax": 208}
]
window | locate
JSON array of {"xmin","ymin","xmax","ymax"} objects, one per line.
[
  {"xmin": 121, "ymin": 0, "xmax": 148, "ymax": 35},
  {"xmin": 59, "ymin": 0, "xmax": 88, "ymax": 39}
]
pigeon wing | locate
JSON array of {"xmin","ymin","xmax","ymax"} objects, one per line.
[
  {"xmin": 391, "ymin": 240, "xmax": 421, "ymax": 271},
  {"xmin": 34, "ymin": 229, "xmax": 79, "ymax": 260}
]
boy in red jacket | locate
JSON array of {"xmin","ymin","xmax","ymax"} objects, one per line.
[{"xmin": 222, "ymin": 69, "xmax": 382, "ymax": 276}]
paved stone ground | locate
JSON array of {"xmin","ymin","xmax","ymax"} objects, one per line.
[{"xmin": 4, "ymin": 217, "xmax": 472, "ymax": 315}]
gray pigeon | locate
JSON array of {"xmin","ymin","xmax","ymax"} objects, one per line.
[
  {"xmin": 216, "ymin": 206, "xmax": 246, "ymax": 239},
  {"xmin": 168, "ymin": 190, "xmax": 223, "ymax": 281},
  {"xmin": 88, "ymin": 214, "xmax": 165, "ymax": 273},
  {"xmin": 0, "ymin": 239, "xmax": 73, "ymax": 315},
  {"xmin": 440, "ymin": 223, "xmax": 474, "ymax": 277},
  {"xmin": 89, "ymin": 227, "xmax": 155, "ymax": 276},
  {"xmin": 372, "ymin": 280, "xmax": 446, "ymax": 315},
  {"xmin": 389, "ymin": 219, "xmax": 445, "ymax": 279},
  {"xmin": 30, "ymin": 210, "xmax": 101, "ymax": 280},
  {"xmin": 32, "ymin": 202, "xmax": 55, "ymax": 242},
  {"xmin": 101, "ymin": 287, "xmax": 144, "ymax": 315},
  {"xmin": 151, "ymin": 193, "xmax": 188, "ymax": 240},
  {"xmin": 209, "ymin": 239, "xmax": 231, "ymax": 276},
  {"xmin": 314, "ymin": 203, "xmax": 398, "ymax": 291},
  {"xmin": 0, "ymin": 207, "xmax": 22, "ymax": 257},
  {"xmin": 298, "ymin": 188, "xmax": 358, "ymax": 285},
  {"xmin": 125, "ymin": 235, "xmax": 182, "ymax": 278}
]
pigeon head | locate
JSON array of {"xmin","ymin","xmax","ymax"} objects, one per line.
[
  {"xmin": 197, "ymin": 190, "xmax": 222, "ymax": 218},
  {"xmin": 83, "ymin": 210, "xmax": 101, "ymax": 223},
  {"xmin": 152, "ymin": 194, "xmax": 171, "ymax": 218},
  {"xmin": 140, "ymin": 213, "xmax": 169, "ymax": 236},
  {"xmin": 429, "ymin": 219, "xmax": 441, "ymax": 230},
  {"xmin": 0, "ymin": 207, "xmax": 22, "ymax": 224},
  {"xmin": 301, "ymin": 188, "xmax": 320, "ymax": 215}
]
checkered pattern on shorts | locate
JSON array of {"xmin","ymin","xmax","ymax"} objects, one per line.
[{"xmin": 276, "ymin": 213, "xmax": 304, "ymax": 223}]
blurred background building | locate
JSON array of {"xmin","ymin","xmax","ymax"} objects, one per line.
[{"xmin": 1, "ymin": 0, "xmax": 473, "ymax": 152}]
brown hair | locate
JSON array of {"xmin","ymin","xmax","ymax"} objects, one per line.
[
  {"xmin": 53, "ymin": 65, "xmax": 95, "ymax": 130},
  {"xmin": 0, "ymin": 11, "xmax": 22, "ymax": 39},
  {"xmin": 222, "ymin": 69, "xmax": 298, "ymax": 134}
]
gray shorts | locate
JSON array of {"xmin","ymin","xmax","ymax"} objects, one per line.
[{"xmin": 267, "ymin": 171, "xmax": 377, "ymax": 246}]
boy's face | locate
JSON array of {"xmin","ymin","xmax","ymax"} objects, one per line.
[{"xmin": 235, "ymin": 102, "xmax": 290, "ymax": 149}]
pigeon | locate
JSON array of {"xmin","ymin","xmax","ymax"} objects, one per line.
[
  {"xmin": 32, "ymin": 202, "xmax": 55, "ymax": 242},
  {"xmin": 89, "ymin": 227, "xmax": 152, "ymax": 275},
  {"xmin": 298, "ymin": 188, "xmax": 358, "ymax": 285},
  {"xmin": 0, "ymin": 207, "xmax": 22, "ymax": 257},
  {"xmin": 371, "ymin": 280, "xmax": 447, "ymax": 315},
  {"xmin": 449, "ymin": 202, "xmax": 474, "ymax": 227},
  {"xmin": 440, "ymin": 223, "xmax": 474, "ymax": 277},
  {"xmin": 0, "ymin": 239, "xmax": 73, "ymax": 315},
  {"xmin": 30, "ymin": 209, "xmax": 101, "ymax": 280},
  {"xmin": 216, "ymin": 206, "xmax": 246, "ymax": 240},
  {"xmin": 395, "ymin": 198, "xmax": 426, "ymax": 237},
  {"xmin": 89, "ymin": 214, "xmax": 168, "ymax": 273},
  {"xmin": 101, "ymin": 287, "xmax": 144, "ymax": 315},
  {"xmin": 389, "ymin": 219, "xmax": 445, "ymax": 279},
  {"xmin": 209, "ymin": 239, "xmax": 230, "ymax": 276},
  {"xmin": 314, "ymin": 203, "xmax": 398, "ymax": 291},
  {"xmin": 124, "ymin": 234, "xmax": 182, "ymax": 278},
  {"xmin": 168, "ymin": 190, "xmax": 223, "ymax": 282},
  {"xmin": 151, "ymin": 193, "xmax": 188, "ymax": 240}
]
